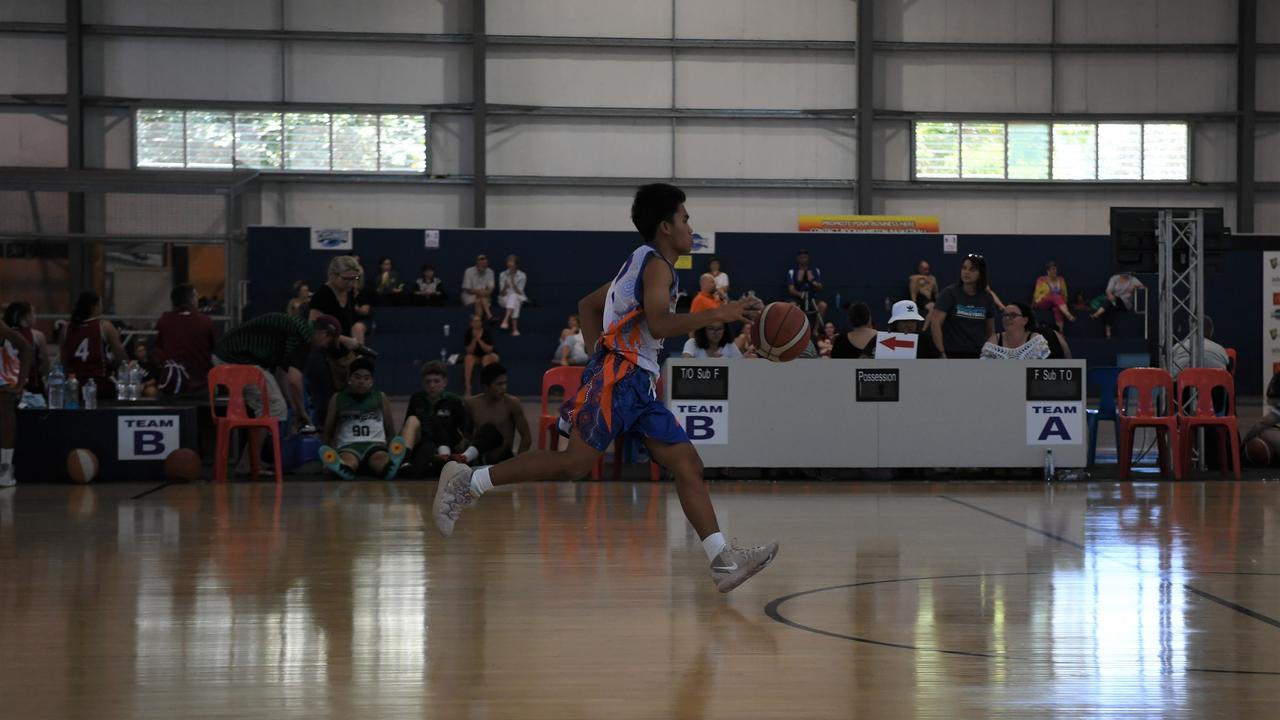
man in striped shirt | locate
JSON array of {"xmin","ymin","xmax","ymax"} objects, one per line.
[{"xmin": 213, "ymin": 313, "xmax": 341, "ymax": 465}]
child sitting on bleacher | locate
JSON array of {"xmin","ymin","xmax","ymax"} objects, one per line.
[{"xmin": 319, "ymin": 357, "xmax": 406, "ymax": 480}]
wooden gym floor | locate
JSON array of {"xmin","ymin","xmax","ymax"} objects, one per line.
[{"xmin": 2, "ymin": 478, "xmax": 1279, "ymax": 719}]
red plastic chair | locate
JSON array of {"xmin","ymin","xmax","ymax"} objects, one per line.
[
  {"xmin": 1176, "ymin": 368, "xmax": 1240, "ymax": 479},
  {"xmin": 208, "ymin": 364, "xmax": 283, "ymax": 484},
  {"xmin": 1116, "ymin": 368, "xmax": 1181, "ymax": 480},
  {"xmin": 538, "ymin": 366, "xmax": 605, "ymax": 479}
]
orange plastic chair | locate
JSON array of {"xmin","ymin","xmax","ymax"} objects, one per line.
[
  {"xmin": 207, "ymin": 364, "xmax": 284, "ymax": 484},
  {"xmin": 1176, "ymin": 368, "xmax": 1241, "ymax": 479},
  {"xmin": 1116, "ymin": 368, "xmax": 1180, "ymax": 480},
  {"xmin": 538, "ymin": 365, "xmax": 605, "ymax": 479},
  {"xmin": 1226, "ymin": 348, "xmax": 1237, "ymax": 379}
]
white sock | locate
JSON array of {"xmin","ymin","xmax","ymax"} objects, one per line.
[
  {"xmin": 469, "ymin": 466, "xmax": 494, "ymax": 496},
  {"xmin": 0, "ymin": 448, "xmax": 11, "ymax": 466},
  {"xmin": 702, "ymin": 532, "xmax": 727, "ymax": 562}
]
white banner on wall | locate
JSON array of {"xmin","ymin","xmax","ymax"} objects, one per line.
[
  {"xmin": 691, "ymin": 232, "xmax": 716, "ymax": 254},
  {"xmin": 310, "ymin": 228, "xmax": 352, "ymax": 251},
  {"xmin": 1264, "ymin": 252, "xmax": 1280, "ymax": 393}
]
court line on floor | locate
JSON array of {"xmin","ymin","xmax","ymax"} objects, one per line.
[
  {"xmin": 938, "ymin": 494, "xmax": 1280, "ymax": 631},
  {"xmin": 129, "ymin": 482, "xmax": 173, "ymax": 500},
  {"xmin": 764, "ymin": 572, "xmax": 1040, "ymax": 659}
]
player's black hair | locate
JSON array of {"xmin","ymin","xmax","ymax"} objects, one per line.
[
  {"xmin": 421, "ymin": 360, "xmax": 448, "ymax": 378},
  {"xmin": 170, "ymin": 284, "xmax": 196, "ymax": 308},
  {"xmin": 962, "ymin": 254, "xmax": 989, "ymax": 293},
  {"xmin": 3, "ymin": 301, "xmax": 32, "ymax": 327},
  {"xmin": 847, "ymin": 302, "xmax": 872, "ymax": 329},
  {"xmin": 70, "ymin": 291, "xmax": 100, "ymax": 325},
  {"xmin": 631, "ymin": 183, "xmax": 686, "ymax": 243},
  {"xmin": 349, "ymin": 357, "xmax": 375, "ymax": 376},
  {"xmin": 480, "ymin": 362, "xmax": 507, "ymax": 387}
]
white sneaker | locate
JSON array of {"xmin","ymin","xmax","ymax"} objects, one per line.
[
  {"xmin": 709, "ymin": 539, "xmax": 780, "ymax": 593},
  {"xmin": 0, "ymin": 464, "xmax": 14, "ymax": 488},
  {"xmin": 432, "ymin": 461, "xmax": 477, "ymax": 537}
]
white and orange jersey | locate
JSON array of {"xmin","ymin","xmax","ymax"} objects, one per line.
[{"xmin": 600, "ymin": 245, "xmax": 677, "ymax": 375}]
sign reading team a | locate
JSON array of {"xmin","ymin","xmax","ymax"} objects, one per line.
[
  {"xmin": 798, "ymin": 215, "xmax": 940, "ymax": 233},
  {"xmin": 1025, "ymin": 403, "xmax": 1083, "ymax": 445},
  {"xmin": 117, "ymin": 415, "xmax": 182, "ymax": 460}
]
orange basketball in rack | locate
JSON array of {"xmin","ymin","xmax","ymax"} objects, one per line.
[{"xmin": 750, "ymin": 302, "xmax": 811, "ymax": 362}]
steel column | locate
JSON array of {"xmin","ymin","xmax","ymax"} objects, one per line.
[
  {"xmin": 856, "ymin": 0, "xmax": 873, "ymax": 213},
  {"xmin": 1237, "ymin": 0, "xmax": 1257, "ymax": 233},
  {"xmin": 471, "ymin": 0, "xmax": 487, "ymax": 227}
]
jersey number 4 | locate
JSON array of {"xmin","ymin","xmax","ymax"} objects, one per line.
[{"xmin": 74, "ymin": 338, "xmax": 91, "ymax": 362}]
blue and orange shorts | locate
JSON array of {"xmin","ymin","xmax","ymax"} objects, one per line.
[{"xmin": 559, "ymin": 349, "xmax": 688, "ymax": 452}]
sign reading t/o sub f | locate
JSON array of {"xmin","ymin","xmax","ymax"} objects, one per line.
[
  {"xmin": 673, "ymin": 401, "xmax": 729, "ymax": 444},
  {"xmin": 1025, "ymin": 403, "xmax": 1083, "ymax": 445},
  {"xmin": 118, "ymin": 415, "xmax": 181, "ymax": 460}
]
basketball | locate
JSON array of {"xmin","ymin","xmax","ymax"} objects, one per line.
[
  {"xmin": 1246, "ymin": 427, "xmax": 1280, "ymax": 467},
  {"xmin": 1245, "ymin": 437, "xmax": 1271, "ymax": 467},
  {"xmin": 164, "ymin": 448, "xmax": 203, "ymax": 482},
  {"xmin": 751, "ymin": 302, "xmax": 810, "ymax": 362},
  {"xmin": 66, "ymin": 449, "xmax": 98, "ymax": 483}
]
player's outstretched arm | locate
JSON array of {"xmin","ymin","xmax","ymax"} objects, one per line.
[
  {"xmin": 641, "ymin": 260, "xmax": 758, "ymax": 339},
  {"xmin": 577, "ymin": 282, "xmax": 609, "ymax": 352}
]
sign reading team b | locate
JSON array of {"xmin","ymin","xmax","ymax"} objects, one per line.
[
  {"xmin": 117, "ymin": 415, "xmax": 182, "ymax": 460},
  {"xmin": 1025, "ymin": 403, "xmax": 1083, "ymax": 445}
]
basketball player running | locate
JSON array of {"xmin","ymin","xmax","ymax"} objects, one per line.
[{"xmin": 433, "ymin": 184, "xmax": 780, "ymax": 592}]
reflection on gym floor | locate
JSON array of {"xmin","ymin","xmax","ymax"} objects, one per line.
[{"xmin": 2, "ymin": 480, "xmax": 1278, "ymax": 719}]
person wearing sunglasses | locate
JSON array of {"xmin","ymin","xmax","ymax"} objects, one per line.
[
  {"xmin": 981, "ymin": 301, "xmax": 1051, "ymax": 360},
  {"xmin": 309, "ymin": 255, "xmax": 364, "ymax": 347},
  {"xmin": 927, "ymin": 254, "xmax": 998, "ymax": 359}
]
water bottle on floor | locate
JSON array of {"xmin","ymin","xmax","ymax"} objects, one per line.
[
  {"xmin": 64, "ymin": 374, "xmax": 81, "ymax": 410},
  {"xmin": 83, "ymin": 378, "xmax": 97, "ymax": 410},
  {"xmin": 1043, "ymin": 449, "xmax": 1055, "ymax": 481},
  {"xmin": 47, "ymin": 363, "xmax": 65, "ymax": 409}
]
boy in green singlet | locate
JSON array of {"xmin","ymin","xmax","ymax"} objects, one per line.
[{"xmin": 319, "ymin": 357, "xmax": 406, "ymax": 480}]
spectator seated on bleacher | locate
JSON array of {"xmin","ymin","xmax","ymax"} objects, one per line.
[
  {"xmin": 462, "ymin": 254, "xmax": 497, "ymax": 322},
  {"xmin": 908, "ymin": 260, "xmax": 939, "ymax": 314},
  {"xmin": 498, "ymin": 254, "xmax": 528, "ymax": 336},
  {"xmin": 707, "ymin": 256, "xmax": 730, "ymax": 303},
  {"xmin": 1032, "ymin": 260, "xmax": 1077, "ymax": 332},
  {"xmin": 374, "ymin": 257, "xmax": 404, "ymax": 300},
  {"xmin": 832, "ymin": 302, "xmax": 876, "ymax": 359},
  {"xmin": 153, "ymin": 284, "xmax": 217, "ymax": 395},
  {"xmin": 413, "ymin": 264, "xmax": 447, "ymax": 306},
  {"xmin": 690, "ymin": 273, "xmax": 722, "ymax": 315},
  {"xmin": 556, "ymin": 315, "xmax": 589, "ymax": 366},
  {"xmin": 1090, "ymin": 272, "xmax": 1145, "ymax": 339},
  {"xmin": 815, "ymin": 322, "xmax": 836, "ymax": 358},
  {"xmin": 462, "ymin": 315, "xmax": 500, "ymax": 396}
]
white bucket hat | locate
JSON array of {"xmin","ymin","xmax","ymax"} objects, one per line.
[{"xmin": 889, "ymin": 300, "xmax": 925, "ymax": 324}]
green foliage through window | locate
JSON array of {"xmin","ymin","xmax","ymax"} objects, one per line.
[
  {"xmin": 914, "ymin": 121, "xmax": 1186, "ymax": 182},
  {"xmin": 137, "ymin": 109, "xmax": 429, "ymax": 173}
]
